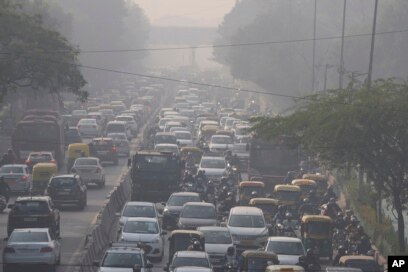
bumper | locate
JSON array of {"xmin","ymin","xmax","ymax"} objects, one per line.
[
  {"xmin": 8, "ymin": 181, "xmax": 30, "ymax": 193},
  {"xmin": 4, "ymin": 253, "xmax": 56, "ymax": 265}
]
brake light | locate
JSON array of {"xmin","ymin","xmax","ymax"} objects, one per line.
[
  {"xmin": 25, "ymin": 159, "xmax": 31, "ymax": 165},
  {"xmin": 4, "ymin": 247, "xmax": 15, "ymax": 253},
  {"xmin": 40, "ymin": 246, "xmax": 53, "ymax": 253},
  {"xmin": 20, "ymin": 175, "xmax": 28, "ymax": 181}
]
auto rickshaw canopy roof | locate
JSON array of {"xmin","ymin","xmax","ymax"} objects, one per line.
[
  {"xmin": 249, "ymin": 198, "xmax": 279, "ymax": 205},
  {"xmin": 67, "ymin": 143, "xmax": 90, "ymax": 157},
  {"xmin": 302, "ymin": 173, "xmax": 327, "ymax": 182},
  {"xmin": 339, "ymin": 255, "xmax": 376, "ymax": 262},
  {"xmin": 265, "ymin": 265, "xmax": 305, "ymax": 272},
  {"xmin": 291, "ymin": 179, "xmax": 317, "ymax": 186},
  {"xmin": 239, "ymin": 181, "xmax": 265, "ymax": 187},
  {"xmin": 180, "ymin": 147, "xmax": 202, "ymax": 153},
  {"xmin": 169, "ymin": 230, "xmax": 205, "ymax": 239},
  {"xmin": 32, "ymin": 163, "xmax": 58, "ymax": 180},
  {"xmin": 301, "ymin": 215, "xmax": 332, "ymax": 223},
  {"xmin": 274, "ymin": 184, "xmax": 301, "ymax": 192}
]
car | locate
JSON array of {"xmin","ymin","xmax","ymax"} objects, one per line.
[
  {"xmin": 174, "ymin": 131, "xmax": 193, "ymax": 146},
  {"xmin": 198, "ymin": 156, "xmax": 227, "ymax": 180},
  {"xmin": 164, "ymin": 121, "xmax": 185, "ymax": 133},
  {"xmin": 174, "ymin": 267, "xmax": 213, "ymax": 272},
  {"xmin": 162, "ymin": 192, "xmax": 201, "ymax": 230},
  {"xmin": 226, "ymin": 206, "xmax": 269, "ymax": 250},
  {"xmin": 98, "ymin": 109, "xmax": 115, "ymax": 122},
  {"xmin": 77, "ymin": 118, "xmax": 101, "ymax": 137},
  {"xmin": 25, "ymin": 152, "xmax": 56, "ymax": 171},
  {"xmin": 265, "ymin": 237, "xmax": 306, "ymax": 265},
  {"xmin": 154, "ymin": 144, "xmax": 180, "ymax": 155},
  {"xmin": 64, "ymin": 127, "xmax": 82, "ymax": 147},
  {"xmin": 94, "ymin": 243, "xmax": 153, "ymax": 272},
  {"xmin": 169, "ymin": 127, "xmax": 190, "ymax": 133},
  {"xmin": 71, "ymin": 157, "xmax": 105, "ymax": 187},
  {"xmin": 209, "ymin": 135, "xmax": 233, "ymax": 152},
  {"xmin": 3, "ymin": 228, "xmax": 61, "ymax": 272},
  {"xmin": 178, "ymin": 202, "xmax": 217, "ymax": 229},
  {"xmin": 119, "ymin": 217, "xmax": 165, "ymax": 262},
  {"xmin": 118, "ymin": 202, "xmax": 159, "ymax": 227},
  {"xmin": 107, "ymin": 133, "xmax": 131, "ymax": 157},
  {"xmin": 115, "ymin": 115, "xmax": 138, "ymax": 136},
  {"xmin": 167, "ymin": 251, "xmax": 212, "ymax": 272},
  {"xmin": 154, "ymin": 132, "xmax": 178, "ymax": 147},
  {"xmin": 46, "ymin": 174, "xmax": 87, "ymax": 210},
  {"xmin": 89, "ymin": 138, "xmax": 119, "ymax": 165},
  {"xmin": 7, "ymin": 196, "xmax": 60, "ymax": 238},
  {"xmin": 0, "ymin": 164, "xmax": 31, "ymax": 194},
  {"xmin": 197, "ymin": 226, "xmax": 234, "ymax": 269},
  {"xmin": 72, "ymin": 109, "xmax": 87, "ymax": 116},
  {"xmin": 105, "ymin": 121, "xmax": 132, "ymax": 140}
]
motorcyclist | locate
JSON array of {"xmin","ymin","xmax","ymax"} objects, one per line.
[
  {"xmin": 306, "ymin": 189, "xmax": 319, "ymax": 207},
  {"xmin": 334, "ymin": 212, "xmax": 347, "ymax": 230},
  {"xmin": 324, "ymin": 197, "xmax": 342, "ymax": 219},
  {"xmin": 332, "ymin": 245, "xmax": 347, "ymax": 266},
  {"xmin": 7, "ymin": 149, "xmax": 16, "ymax": 164},
  {"xmin": 273, "ymin": 205, "xmax": 287, "ymax": 223},
  {"xmin": 230, "ymin": 154, "xmax": 239, "ymax": 168},
  {"xmin": 182, "ymin": 171, "xmax": 195, "ymax": 184},
  {"xmin": 222, "ymin": 192, "xmax": 236, "ymax": 212},
  {"xmin": 283, "ymin": 171, "xmax": 296, "ymax": 184},
  {"xmin": 196, "ymin": 170, "xmax": 207, "ymax": 184},
  {"xmin": 358, "ymin": 234, "xmax": 372, "ymax": 255},
  {"xmin": 185, "ymin": 152, "xmax": 195, "ymax": 168},
  {"xmin": 187, "ymin": 239, "xmax": 203, "ymax": 251},
  {"xmin": 206, "ymin": 180, "xmax": 215, "ymax": 195},
  {"xmin": 218, "ymin": 185, "xmax": 229, "ymax": 201},
  {"xmin": 219, "ymin": 177, "xmax": 229, "ymax": 189},
  {"xmin": 282, "ymin": 212, "xmax": 296, "ymax": 236},
  {"xmin": 224, "ymin": 247, "xmax": 238, "ymax": 270},
  {"xmin": 0, "ymin": 176, "xmax": 11, "ymax": 203},
  {"xmin": 250, "ymin": 191, "xmax": 258, "ymax": 199},
  {"xmin": 298, "ymin": 198, "xmax": 315, "ymax": 218},
  {"xmin": 225, "ymin": 150, "xmax": 233, "ymax": 164},
  {"xmin": 304, "ymin": 249, "xmax": 321, "ymax": 271}
]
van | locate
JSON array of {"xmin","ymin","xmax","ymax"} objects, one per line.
[{"xmin": 105, "ymin": 121, "xmax": 131, "ymax": 139}]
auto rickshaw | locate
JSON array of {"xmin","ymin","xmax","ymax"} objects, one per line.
[
  {"xmin": 67, "ymin": 143, "xmax": 89, "ymax": 172},
  {"xmin": 274, "ymin": 184, "xmax": 302, "ymax": 214},
  {"xmin": 265, "ymin": 265, "xmax": 305, "ymax": 272},
  {"xmin": 302, "ymin": 173, "xmax": 328, "ymax": 196},
  {"xmin": 338, "ymin": 256, "xmax": 381, "ymax": 272},
  {"xmin": 291, "ymin": 179, "xmax": 317, "ymax": 199},
  {"xmin": 239, "ymin": 250, "xmax": 279, "ymax": 272},
  {"xmin": 199, "ymin": 125, "xmax": 220, "ymax": 142},
  {"xmin": 167, "ymin": 230, "xmax": 205, "ymax": 265},
  {"xmin": 31, "ymin": 162, "xmax": 58, "ymax": 195},
  {"xmin": 300, "ymin": 215, "xmax": 333, "ymax": 260},
  {"xmin": 238, "ymin": 181, "xmax": 265, "ymax": 205},
  {"xmin": 248, "ymin": 198, "xmax": 279, "ymax": 223},
  {"xmin": 216, "ymin": 129, "xmax": 234, "ymax": 138},
  {"xmin": 180, "ymin": 146, "xmax": 203, "ymax": 172}
]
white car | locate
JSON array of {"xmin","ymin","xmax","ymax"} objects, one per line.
[
  {"xmin": 154, "ymin": 143, "xmax": 179, "ymax": 155},
  {"xmin": 174, "ymin": 267, "xmax": 213, "ymax": 272},
  {"xmin": 119, "ymin": 217, "xmax": 165, "ymax": 262},
  {"xmin": 71, "ymin": 157, "xmax": 105, "ymax": 187},
  {"xmin": 118, "ymin": 202, "xmax": 159, "ymax": 227},
  {"xmin": 265, "ymin": 237, "xmax": 306, "ymax": 265},
  {"xmin": 77, "ymin": 118, "xmax": 100, "ymax": 137},
  {"xmin": 198, "ymin": 156, "xmax": 227, "ymax": 180},
  {"xmin": 0, "ymin": 164, "xmax": 31, "ymax": 193},
  {"xmin": 227, "ymin": 206, "xmax": 269, "ymax": 250},
  {"xmin": 115, "ymin": 115, "xmax": 138, "ymax": 136},
  {"xmin": 233, "ymin": 125, "xmax": 251, "ymax": 142},
  {"xmin": 178, "ymin": 202, "xmax": 217, "ymax": 229},
  {"xmin": 174, "ymin": 131, "xmax": 193, "ymax": 146},
  {"xmin": 168, "ymin": 251, "xmax": 212, "ymax": 272},
  {"xmin": 3, "ymin": 228, "xmax": 61, "ymax": 271},
  {"xmin": 209, "ymin": 135, "xmax": 233, "ymax": 152}
]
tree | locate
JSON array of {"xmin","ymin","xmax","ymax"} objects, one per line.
[
  {"xmin": 0, "ymin": 1, "xmax": 87, "ymax": 102},
  {"xmin": 252, "ymin": 79, "xmax": 408, "ymax": 252}
]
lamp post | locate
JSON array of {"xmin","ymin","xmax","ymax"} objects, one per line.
[{"xmin": 367, "ymin": 0, "xmax": 379, "ymax": 91}]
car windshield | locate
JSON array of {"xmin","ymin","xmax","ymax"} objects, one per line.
[
  {"xmin": 172, "ymin": 257, "xmax": 210, "ymax": 268},
  {"xmin": 276, "ymin": 191, "xmax": 300, "ymax": 201},
  {"xmin": 0, "ymin": 166, "xmax": 24, "ymax": 174},
  {"xmin": 211, "ymin": 137, "xmax": 232, "ymax": 144},
  {"xmin": 200, "ymin": 159, "xmax": 225, "ymax": 169},
  {"xmin": 167, "ymin": 195, "xmax": 200, "ymax": 206},
  {"xmin": 123, "ymin": 220, "xmax": 159, "ymax": 234},
  {"xmin": 229, "ymin": 214, "xmax": 265, "ymax": 228},
  {"xmin": 29, "ymin": 154, "xmax": 52, "ymax": 162},
  {"xmin": 107, "ymin": 124, "xmax": 125, "ymax": 132},
  {"xmin": 74, "ymin": 158, "xmax": 97, "ymax": 166},
  {"xmin": 102, "ymin": 252, "xmax": 143, "ymax": 268},
  {"xmin": 50, "ymin": 177, "xmax": 77, "ymax": 187},
  {"xmin": 155, "ymin": 135, "xmax": 177, "ymax": 144},
  {"xmin": 202, "ymin": 230, "xmax": 232, "ymax": 244},
  {"xmin": 181, "ymin": 205, "xmax": 216, "ymax": 219},
  {"xmin": 108, "ymin": 134, "xmax": 127, "ymax": 141},
  {"xmin": 13, "ymin": 201, "xmax": 49, "ymax": 215},
  {"xmin": 123, "ymin": 205, "xmax": 156, "ymax": 218},
  {"xmin": 10, "ymin": 231, "xmax": 49, "ymax": 243},
  {"xmin": 267, "ymin": 241, "xmax": 305, "ymax": 255},
  {"xmin": 175, "ymin": 132, "xmax": 192, "ymax": 140}
]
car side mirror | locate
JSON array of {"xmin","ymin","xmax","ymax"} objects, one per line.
[
  {"xmin": 93, "ymin": 260, "xmax": 100, "ymax": 267},
  {"xmin": 127, "ymin": 158, "xmax": 131, "ymax": 168}
]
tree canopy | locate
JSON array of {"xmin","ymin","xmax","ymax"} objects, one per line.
[
  {"xmin": 252, "ymin": 79, "xmax": 408, "ymax": 252},
  {"xmin": 0, "ymin": 0, "xmax": 87, "ymax": 102}
]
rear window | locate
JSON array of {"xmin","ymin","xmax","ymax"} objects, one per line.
[
  {"xmin": 107, "ymin": 123, "xmax": 125, "ymax": 132},
  {"xmin": 74, "ymin": 158, "xmax": 98, "ymax": 166},
  {"xmin": 10, "ymin": 231, "xmax": 49, "ymax": 243},
  {"xmin": 29, "ymin": 154, "xmax": 52, "ymax": 161},
  {"xmin": 65, "ymin": 129, "xmax": 80, "ymax": 137},
  {"xmin": 123, "ymin": 205, "xmax": 156, "ymax": 218},
  {"xmin": 0, "ymin": 166, "xmax": 24, "ymax": 174},
  {"xmin": 93, "ymin": 139, "xmax": 114, "ymax": 146},
  {"xmin": 50, "ymin": 177, "xmax": 77, "ymax": 187},
  {"xmin": 13, "ymin": 201, "xmax": 50, "ymax": 215}
]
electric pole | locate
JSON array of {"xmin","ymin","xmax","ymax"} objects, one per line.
[
  {"xmin": 339, "ymin": 0, "xmax": 347, "ymax": 89},
  {"xmin": 367, "ymin": 0, "xmax": 379, "ymax": 91},
  {"xmin": 312, "ymin": 0, "xmax": 317, "ymax": 92}
]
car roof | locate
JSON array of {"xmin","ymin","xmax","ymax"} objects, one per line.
[
  {"xmin": 29, "ymin": 152, "xmax": 53, "ymax": 155},
  {"xmin": 125, "ymin": 217, "xmax": 159, "ymax": 223},
  {"xmin": 52, "ymin": 174, "xmax": 77, "ymax": 179},
  {"xmin": 15, "ymin": 196, "xmax": 51, "ymax": 202},
  {"xmin": 171, "ymin": 192, "xmax": 200, "ymax": 197},
  {"xmin": 267, "ymin": 236, "xmax": 302, "ymax": 242},
  {"xmin": 156, "ymin": 132, "xmax": 176, "ymax": 136},
  {"xmin": 107, "ymin": 121, "xmax": 126, "ymax": 124},
  {"xmin": 125, "ymin": 201, "xmax": 155, "ymax": 207},
  {"xmin": 156, "ymin": 143, "xmax": 178, "ymax": 147},
  {"xmin": 175, "ymin": 251, "xmax": 208, "ymax": 258},
  {"xmin": 230, "ymin": 206, "xmax": 263, "ymax": 215},
  {"xmin": 174, "ymin": 267, "xmax": 212, "ymax": 272},
  {"xmin": 1, "ymin": 164, "xmax": 27, "ymax": 168},
  {"xmin": 11, "ymin": 228, "xmax": 50, "ymax": 233},
  {"xmin": 75, "ymin": 157, "xmax": 99, "ymax": 160},
  {"xmin": 183, "ymin": 202, "xmax": 215, "ymax": 208},
  {"xmin": 106, "ymin": 244, "xmax": 143, "ymax": 254},
  {"xmin": 201, "ymin": 156, "xmax": 225, "ymax": 160}
]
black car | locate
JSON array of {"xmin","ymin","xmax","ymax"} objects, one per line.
[
  {"xmin": 46, "ymin": 174, "xmax": 87, "ymax": 210},
  {"xmin": 64, "ymin": 127, "xmax": 82, "ymax": 147},
  {"xmin": 89, "ymin": 137, "xmax": 119, "ymax": 165},
  {"xmin": 7, "ymin": 196, "xmax": 60, "ymax": 238}
]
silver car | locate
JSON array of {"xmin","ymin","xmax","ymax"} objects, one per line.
[
  {"xmin": 198, "ymin": 156, "xmax": 227, "ymax": 181},
  {"xmin": 168, "ymin": 251, "xmax": 212, "ymax": 272},
  {"xmin": 3, "ymin": 228, "xmax": 61, "ymax": 272},
  {"xmin": 265, "ymin": 237, "xmax": 306, "ymax": 265},
  {"xmin": 107, "ymin": 133, "xmax": 131, "ymax": 157},
  {"xmin": 118, "ymin": 201, "xmax": 159, "ymax": 227},
  {"xmin": 71, "ymin": 157, "xmax": 105, "ymax": 187},
  {"xmin": 0, "ymin": 164, "xmax": 31, "ymax": 193},
  {"xmin": 178, "ymin": 202, "xmax": 217, "ymax": 230}
]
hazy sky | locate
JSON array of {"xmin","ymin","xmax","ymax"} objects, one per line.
[{"xmin": 134, "ymin": 0, "xmax": 236, "ymax": 27}]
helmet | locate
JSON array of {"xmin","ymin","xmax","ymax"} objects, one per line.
[
  {"xmin": 329, "ymin": 197, "xmax": 336, "ymax": 204},
  {"xmin": 251, "ymin": 191, "xmax": 258, "ymax": 197},
  {"xmin": 357, "ymin": 225, "xmax": 364, "ymax": 233},
  {"xmin": 306, "ymin": 248, "xmax": 314, "ymax": 257},
  {"xmin": 192, "ymin": 240, "xmax": 201, "ymax": 250},
  {"xmin": 285, "ymin": 212, "xmax": 293, "ymax": 220},
  {"xmin": 345, "ymin": 209, "xmax": 353, "ymax": 216},
  {"xmin": 338, "ymin": 245, "xmax": 346, "ymax": 255},
  {"xmin": 187, "ymin": 152, "xmax": 192, "ymax": 155},
  {"xmin": 227, "ymin": 192, "xmax": 234, "ymax": 197},
  {"xmin": 303, "ymin": 198, "xmax": 310, "ymax": 203},
  {"xmin": 222, "ymin": 186, "xmax": 228, "ymax": 192},
  {"xmin": 208, "ymin": 180, "xmax": 213, "ymax": 185}
]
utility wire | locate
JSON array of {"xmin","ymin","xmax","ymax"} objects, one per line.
[{"xmin": 0, "ymin": 28, "xmax": 408, "ymax": 55}]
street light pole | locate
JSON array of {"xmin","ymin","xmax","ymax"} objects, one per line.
[
  {"xmin": 339, "ymin": 0, "xmax": 347, "ymax": 89},
  {"xmin": 367, "ymin": 0, "xmax": 379, "ymax": 91},
  {"xmin": 312, "ymin": 0, "xmax": 317, "ymax": 92}
]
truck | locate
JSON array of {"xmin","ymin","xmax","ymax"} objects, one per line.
[
  {"xmin": 129, "ymin": 151, "xmax": 183, "ymax": 201},
  {"xmin": 248, "ymin": 137, "xmax": 300, "ymax": 192}
]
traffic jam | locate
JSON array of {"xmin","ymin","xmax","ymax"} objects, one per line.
[{"xmin": 0, "ymin": 80, "xmax": 381, "ymax": 272}]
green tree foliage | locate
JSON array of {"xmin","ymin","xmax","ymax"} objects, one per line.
[
  {"xmin": 252, "ymin": 79, "xmax": 408, "ymax": 252},
  {"xmin": 0, "ymin": 0, "xmax": 86, "ymax": 102}
]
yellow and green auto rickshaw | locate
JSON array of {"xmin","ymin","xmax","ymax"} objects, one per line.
[
  {"xmin": 265, "ymin": 265, "xmax": 305, "ymax": 272},
  {"xmin": 238, "ymin": 181, "xmax": 265, "ymax": 205},
  {"xmin": 338, "ymin": 255, "xmax": 381, "ymax": 272},
  {"xmin": 66, "ymin": 143, "xmax": 89, "ymax": 173},
  {"xmin": 291, "ymin": 179, "xmax": 317, "ymax": 199},
  {"xmin": 274, "ymin": 184, "xmax": 302, "ymax": 213},
  {"xmin": 248, "ymin": 198, "xmax": 279, "ymax": 224},
  {"xmin": 31, "ymin": 162, "xmax": 58, "ymax": 195},
  {"xmin": 302, "ymin": 173, "xmax": 328, "ymax": 196},
  {"xmin": 300, "ymin": 215, "xmax": 333, "ymax": 260},
  {"xmin": 239, "ymin": 250, "xmax": 279, "ymax": 272},
  {"xmin": 167, "ymin": 230, "xmax": 205, "ymax": 265}
]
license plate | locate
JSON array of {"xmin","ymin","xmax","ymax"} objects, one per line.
[
  {"xmin": 23, "ymin": 218, "xmax": 38, "ymax": 222},
  {"xmin": 58, "ymin": 191, "xmax": 70, "ymax": 195}
]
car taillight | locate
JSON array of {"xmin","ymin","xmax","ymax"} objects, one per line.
[
  {"xmin": 20, "ymin": 175, "xmax": 28, "ymax": 181},
  {"xmin": 25, "ymin": 159, "xmax": 31, "ymax": 165},
  {"xmin": 4, "ymin": 247, "xmax": 15, "ymax": 253},
  {"xmin": 40, "ymin": 246, "xmax": 53, "ymax": 253}
]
